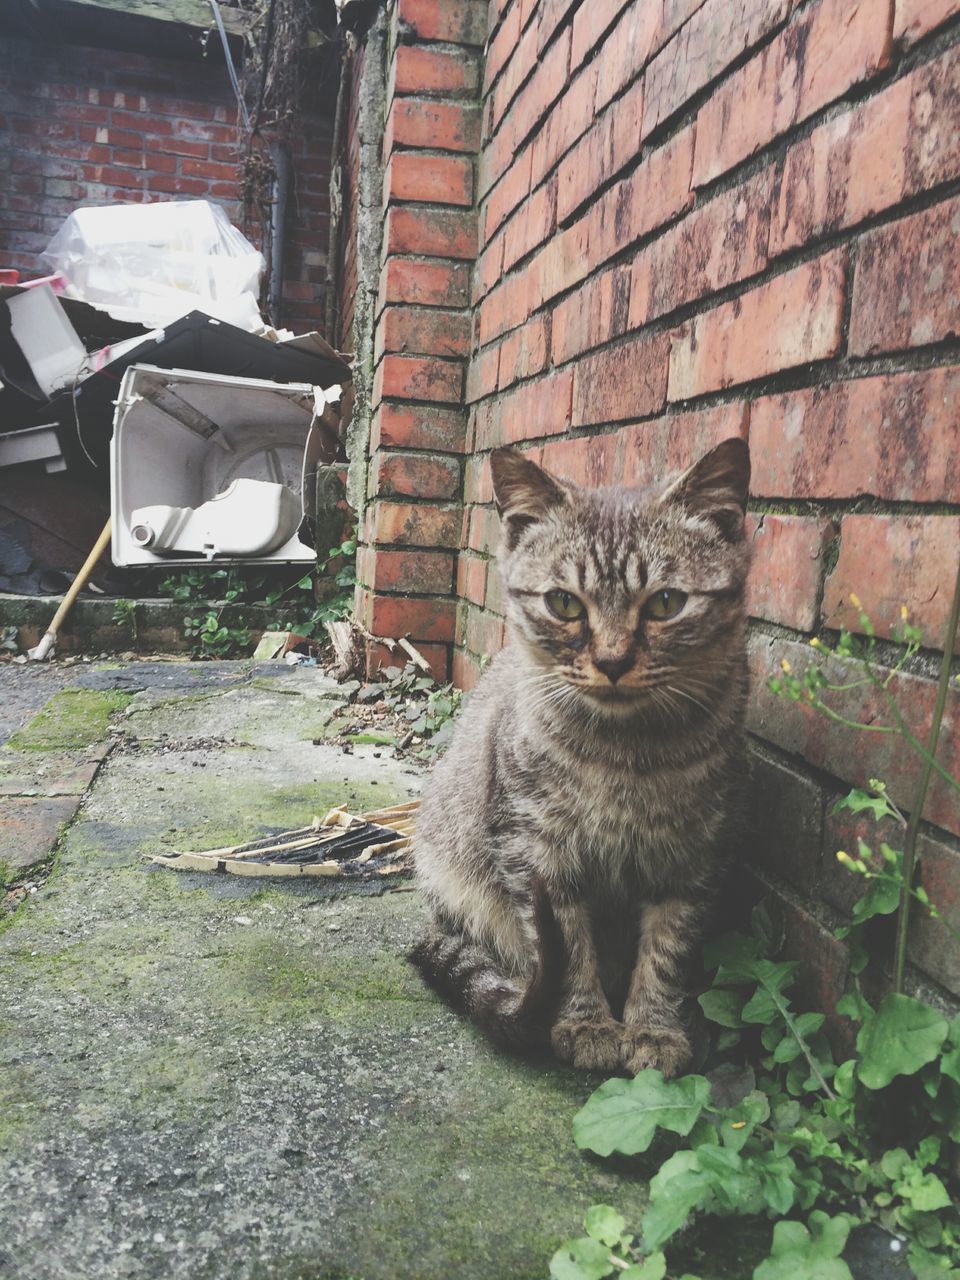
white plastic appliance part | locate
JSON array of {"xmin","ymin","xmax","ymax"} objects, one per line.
[{"xmin": 111, "ymin": 364, "xmax": 338, "ymax": 566}]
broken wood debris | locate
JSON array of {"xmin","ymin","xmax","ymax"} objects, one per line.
[{"xmin": 147, "ymin": 800, "xmax": 418, "ymax": 879}]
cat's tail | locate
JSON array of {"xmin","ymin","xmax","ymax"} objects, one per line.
[{"xmin": 409, "ymin": 876, "xmax": 566, "ymax": 1055}]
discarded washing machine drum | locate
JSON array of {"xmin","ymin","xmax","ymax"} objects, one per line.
[{"xmin": 111, "ymin": 365, "xmax": 337, "ymax": 566}]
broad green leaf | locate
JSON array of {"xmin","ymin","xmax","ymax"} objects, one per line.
[
  {"xmin": 901, "ymin": 1171, "xmax": 951, "ymax": 1212},
  {"xmin": 741, "ymin": 962, "xmax": 799, "ymax": 1025},
  {"xmin": 703, "ymin": 931, "xmax": 764, "ymax": 978},
  {"xmin": 849, "ymin": 874, "xmax": 900, "ymax": 928},
  {"xmin": 719, "ymin": 1090, "xmax": 770, "ymax": 1153},
  {"xmin": 833, "ymin": 788, "xmax": 900, "ymax": 822},
  {"xmin": 549, "ymin": 1236, "xmax": 616, "ymax": 1280},
  {"xmin": 620, "ymin": 1254, "xmax": 666, "ymax": 1280},
  {"xmin": 573, "ymin": 1070, "xmax": 711, "ymax": 1156},
  {"xmin": 698, "ymin": 988, "xmax": 745, "ymax": 1028},
  {"xmin": 707, "ymin": 1062, "xmax": 756, "ymax": 1109},
  {"xmin": 940, "ymin": 1046, "xmax": 960, "ymax": 1086},
  {"xmin": 856, "ymin": 994, "xmax": 948, "ymax": 1089},
  {"xmin": 584, "ymin": 1206, "xmax": 627, "ymax": 1247},
  {"xmin": 642, "ymin": 1150, "xmax": 714, "ymax": 1251},
  {"xmin": 753, "ymin": 1213, "xmax": 853, "ymax": 1280}
]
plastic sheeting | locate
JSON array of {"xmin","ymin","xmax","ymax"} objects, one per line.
[{"xmin": 41, "ymin": 200, "xmax": 264, "ymax": 331}]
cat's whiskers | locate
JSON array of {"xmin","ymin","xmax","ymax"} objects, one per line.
[{"xmin": 665, "ymin": 683, "xmax": 718, "ymax": 720}]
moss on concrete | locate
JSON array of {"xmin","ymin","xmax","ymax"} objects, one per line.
[{"xmin": 6, "ymin": 689, "xmax": 132, "ymax": 751}]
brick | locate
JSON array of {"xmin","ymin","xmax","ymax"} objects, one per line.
[
  {"xmin": 849, "ymin": 197, "xmax": 960, "ymax": 356},
  {"xmin": 453, "ymin": 648, "xmax": 484, "ymax": 690},
  {"xmin": 385, "ymin": 98, "xmax": 481, "ymax": 154},
  {"xmin": 619, "ymin": 402, "xmax": 749, "ymax": 485},
  {"xmin": 397, "ymin": 0, "xmax": 489, "ymax": 46},
  {"xmin": 529, "ymin": 61, "xmax": 598, "ymax": 188},
  {"xmin": 373, "ymin": 451, "xmax": 462, "ymax": 500},
  {"xmin": 466, "ymin": 343, "xmax": 502, "ymax": 403},
  {"xmin": 502, "ymin": 26, "xmax": 571, "ymax": 150},
  {"xmin": 468, "ymin": 505, "xmax": 501, "ymax": 555},
  {"xmin": 571, "ymin": 0, "xmax": 634, "ymax": 67},
  {"xmin": 490, "ymin": 17, "xmax": 540, "ymax": 129},
  {"xmin": 644, "ymin": 0, "xmax": 790, "ymax": 140},
  {"xmin": 593, "ymin": 1, "xmax": 662, "ymax": 112},
  {"xmin": 776, "ymin": 895, "xmax": 852, "ymax": 1036},
  {"xmin": 392, "ymin": 45, "xmax": 480, "ymax": 97},
  {"xmin": 748, "ymin": 750, "xmax": 826, "ymax": 892},
  {"xmin": 746, "ymin": 514, "xmax": 836, "ymax": 631},
  {"xmin": 668, "ymin": 249, "xmax": 847, "ymax": 400},
  {"xmin": 377, "ymin": 257, "xmax": 471, "ymax": 311},
  {"xmin": 747, "ymin": 633, "xmax": 960, "ymax": 838},
  {"xmin": 463, "ymin": 603, "xmax": 507, "ymax": 655},
  {"xmin": 475, "ymin": 370, "xmax": 574, "ymax": 448},
  {"xmin": 909, "ymin": 832, "xmax": 960, "ymax": 996},
  {"xmin": 692, "ymin": 0, "xmax": 892, "ymax": 188},
  {"xmin": 498, "ymin": 315, "xmax": 549, "ymax": 388},
  {"xmin": 457, "ymin": 552, "xmax": 488, "ymax": 605},
  {"xmin": 374, "ymin": 403, "xmax": 468, "ymax": 454},
  {"xmin": 556, "ymin": 76, "xmax": 644, "ymax": 219},
  {"xmin": 383, "ymin": 206, "xmax": 478, "ymax": 259},
  {"xmin": 371, "ymin": 501, "xmax": 462, "ymax": 547},
  {"xmin": 540, "ymin": 432, "xmax": 619, "ymax": 486},
  {"xmin": 0, "ymin": 796, "xmax": 81, "ymax": 873},
  {"xmin": 374, "ymin": 354, "xmax": 463, "ymax": 404},
  {"xmin": 820, "ymin": 795, "xmax": 905, "ymax": 917},
  {"xmin": 365, "ymin": 592, "xmax": 458, "ymax": 643},
  {"xmin": 484, "ymin": 147, "xmax": 533, "ymax": 240},
  {"xmin": 385, "ymin": 153, "xmax": 473, "ymax": 206},
  {"xmin": 750, "ymin": 369, "xmax": 960, "ymax": 503},
  {"xmin": 571, "ymin": 333, "xmax": 670, "ymax": 427},
  {"xmin": 628, "ymin": 164, "xmax": 771, "ymax": 329},
  {"xmin": 894, "ymin": 0, "xmax": 960, "ymax": 43},
  {"xmin": 552, "ymin": 265, "xmax": 632, "ymax": 366},
  {"xmin": 823, "ymin": 515, "xmax": 960, "ymax": 652},
  {"xmin": 475, "ymin": 235, "xmax": 506, "ymax": 301},
  {"xmin": 464, "ymin": 455, "xmax": 495, "ymax": 504},
  {"xmin": 366, "ymin": 548, "xmax": 455, "ymax": 595},
  {"xmin": 376, "ymin": 306, "xmax": 471, "ymax": 361},
  {"xmin": 484, "ymin": 2, "xmax": 522, "ymax": 94},
  {"xmin": 503, "ymin": 178, "xmax": 554, "ymax": 270}
]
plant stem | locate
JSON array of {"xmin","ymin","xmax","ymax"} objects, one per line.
[{"xmin": 892, "ymin": 558, "xmax": 960, "ymax": 993}]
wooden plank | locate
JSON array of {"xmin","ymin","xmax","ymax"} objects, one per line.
[{"xmin": 55, "ymin": 0, "xmax": 251, "ymax": 38}]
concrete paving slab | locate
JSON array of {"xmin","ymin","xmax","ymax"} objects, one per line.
[{"xmin": 0, "ymin": 794, "xmax": 82, "ymax": 874}]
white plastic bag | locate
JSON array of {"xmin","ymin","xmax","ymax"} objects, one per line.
[{"xmin": 41, "ymin": 199, "xmax": 264, "ymax": 330}]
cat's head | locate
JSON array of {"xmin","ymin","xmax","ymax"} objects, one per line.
[{"xmin": 489, "ymin": 438, "xmax": 752, "ymax": 717}]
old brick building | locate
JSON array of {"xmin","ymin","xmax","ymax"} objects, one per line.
[{"xmin": 341, "ymin": 0, "xmax": 960, "ymax": 1007}]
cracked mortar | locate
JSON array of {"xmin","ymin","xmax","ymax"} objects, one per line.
[{"xmin": 0, "ymin": 660, "xmax": 765, "ymax": 1279}]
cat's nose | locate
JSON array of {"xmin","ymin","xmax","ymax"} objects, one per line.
[{"xmin": 594, "ymin": 653, "xmax": 634, "ymax": 683}]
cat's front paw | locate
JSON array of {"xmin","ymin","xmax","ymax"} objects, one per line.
[
  {"xmin": 621, "ymin": 1026, "xmax": 692, "ymax": 1078},
  {"xmin": 551, "ymin": 1017, "xmax": 624, "ymax": 1072}
]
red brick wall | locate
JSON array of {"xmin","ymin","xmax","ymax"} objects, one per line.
[
  {"xmin": 0, "ymin": 36, "xmax": 332, "ymax": 334},
  {"xmin": 346, "ymin": 0, "xmax": 960, "ymax": 1001}
]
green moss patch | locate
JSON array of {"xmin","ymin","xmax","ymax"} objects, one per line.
[{"xmin": 7, "ymin": 690, "xmax": 133, "ymax": 751}]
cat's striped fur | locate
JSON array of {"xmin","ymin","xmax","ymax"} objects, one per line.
[{"xmin": 411, "ymin": 439, "xmax": 752, "ymax": 1076}]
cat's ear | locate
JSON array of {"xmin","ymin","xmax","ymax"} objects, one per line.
[
  {"xmin": 489, "ymin": 447, "xmax": 571, "ymax": 549},
  {"xmin": 659, "ymin": 438, "xmax": 750, "ymax": 540}
]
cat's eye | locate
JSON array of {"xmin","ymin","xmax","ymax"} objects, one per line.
[
  {"xmin": 643, "ymin": 589, "xmax": 688, "ymax": 621},
  {"xmin": 545, "ymin": 589, "xmax": 586, "ymax": 621}
]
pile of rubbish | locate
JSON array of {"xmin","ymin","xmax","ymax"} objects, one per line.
[{"xmin": 0, "ymin": 199, "xmax": 352, "ymax": 604}]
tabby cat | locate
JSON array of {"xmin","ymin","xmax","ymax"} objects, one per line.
[{"xmin": 411, "ymin": 437, "xmax": 752, "ymax": 1077}]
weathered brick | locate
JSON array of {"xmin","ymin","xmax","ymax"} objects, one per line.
[
  {"xmin": 368, "ymin": 593, "xmax": 458, "ymax": 643},
  {"xmin": 668, "ymin": 250, "xmax": 847, "ymax": 400},
  {"xmin": 476, "ymin": 371, "xmax": 575, "ymax": 447},
  {"xmin": 484, "ymin": 146, "xmax": 532, "ymax": 240},
  {"xmin": 468, "ymin": 505, "xmax": 501, "ymax": 556},
  {"xmin": 592, "ymin": 1, "xmax": 662, "ymax": 111},
  {"xmin": 392, "ymin": 45, "xmax": 480, "ymax": 97},
  {"xmin": 464, "ymin": 603, "xmax": 507, "ymax": 656},
  {"xmin": 619, "ymin": 402, "xmax": 750, "ymax": 485},
  {"xmin": 374, "ymin": 353, "xmax": 463, "ymax": 404},
  {"xmin": 377, "ymin": 257, "xmax": 471, "ymax": 312},
  {"xmin": 490, "ymin": 16, "xmax": 540, "ymax": 130},
  {"xmin": 552, "ymin": 264, "xmax": 632, "ymax": 366},
  {"xmin": 750, "ymin": 369, "xmax": 960, "ymax": 503},
  {"xmin": 396, "ymin": 0, "xmax": 489, "ymax": 46},
  {"xmin": 385, "ymin": 98, "xmax": 482, "ymax": 155},
  {"xmin": 536, "ymin": 0, "xmax": 579, "ymax": 50},
  {"xmin": 452, "ymin": 647, "xmax": 484, "ymax": 691},
  {"xmin": 909, "ymin": 832, "xmax": 960, "ymax": 996},
  {"xmin": 529, "ymin": 61, "xmax": 598, "ymax": 188},
  {"xmin": 371, "ymin": 501, "xmax": 462, "ymax": 548},
  {"xmin": 373, "ymin": 404, "xmax": 468, "ymax": 453},
  {"xmin": 570, "ymin": 0, "xmax": 633, "ymax": 67},
  {"xmin": 540, "ymin": 432, "xmax": 619, "ymax": 486},
  {"xmin": 628, "ymin": 164, "xmax": 772, "ymax": 329},
  {"xmin": 571, "ymin": 333, "xmax": 671, "ymax": 427},
  {"xmin": 386, "ymin": 152, "xmax": 473, "ymax": 207},
  {"xmin": 771, "ymin": 47, "xmax": 960, "ymax": 257},
  {"xmin": 368, "ymin": 548, "xmax": 455, "ymax": 594},
  {"xmin": 376, "ymin": 306, "xmax": 471, "ymax": 361},
  {"xmin": 457, "ymin": 551, "xmax": 488, "ymax": 605},
  {"xmin": 556, "ymin": 77, "xmax": 644, "ymax": 219},
  {"xmin": 894, "ymin": 0, "xmax": 960, "ymax": 43},
  {"xmin": 484, "ymin": 2, "xmax": 521, "ymax": 94},
  {"xmin": 383, "ymin": 206, "xmax": 478, "ymax": 259},
  {"xmin": 746, "ymin": 514, "xmax": 836, "ymax": 631},
  {"xmin": 463, "ymin": 455, "xmax": 494, "ymax": 504},
  {"xmin": 849, "ymin": 196, "xmax": 960, "ymax": 356},
  {"xmin": 503, "ymin": 177, "xmax": 554, "ymax": 269},
  {"xmin": 692, "ymin": 0, "xmax": 892, "ymax": 187},
  {"xmin": 822, "ymin": 515, "xmax": 960, "ymax": 652},
  {"xmin": 504, "ymin": 25, "xmax": 571, "ymax": 147},
  {"xmin": 747, "ymin": 633, "xmax": 960, "ymax": 838},
  {"xmin": 644, "ymin": 0, "xmax": 790, "ymax": 140},
  {"xmin": 466, "ymin": 343, "xmax": 502, "ymax": 403},
  {"xmin": 373, "ymin": 451, "xmax": 462, "ymax": 500},
  {"xmin": 498, "ymin": 315, "xmax": 549, "ymax": 388},
  {"xmin": 748, "ymin": 750, "xmax": 826, "ymax": 892}
]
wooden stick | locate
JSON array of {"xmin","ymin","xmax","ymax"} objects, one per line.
[{"xmin": 28, "ymin": 517, "xmax": 112, "ymax": 661}]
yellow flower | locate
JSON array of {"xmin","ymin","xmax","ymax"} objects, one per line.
[
  {"xmin": 836, "ymin": 850, "xmax": 851, "ymax": 865},
  {"xmin": 781, "ymin": 658, "xmax": 792, "ymax": 673},
  {"xmin": 900, "ymin": 605, "xmax": 909, "ymax": 621},
  {"xmin": 849, "ymin": 592, "xmax": 862, "ymax": 610},
  {"xmin": 809, "ymin": 637, "xmax": 821, "ymax": 648}
]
